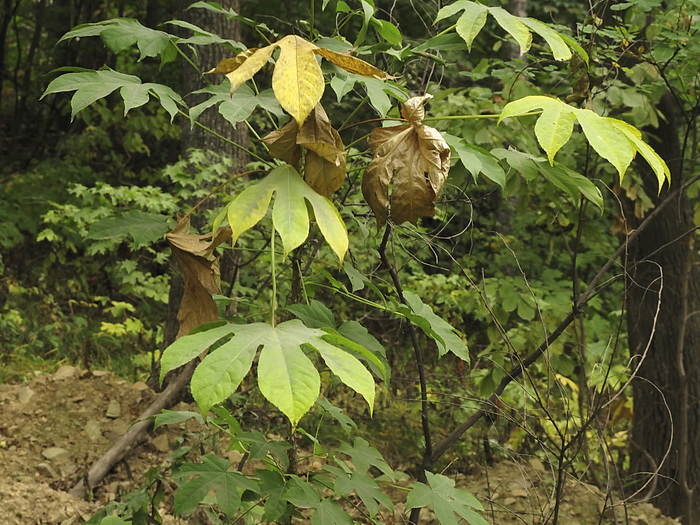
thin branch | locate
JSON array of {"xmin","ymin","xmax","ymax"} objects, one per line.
[{"xmin": 429, "ymin": 172, "xmax": 700, "ymax": 464}]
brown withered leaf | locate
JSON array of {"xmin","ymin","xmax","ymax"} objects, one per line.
[
  {"xmin": 362, "ymin": 94, "xmax": 450, "ymax": 227},
  {"xmin": 261, "ymin": 120, "xmax": 301, "ymax": 166},
  {"xmin": 205, "ymin": 49, "xmax": 258, "ymax": 74},
  {"xmin": 166, "ymin": 217, "xmax": 232, "ymax": 338},
  {"xmin": 313, "ymin": 47, "xmax": 389, "ymax": 80},
  {"xmin": 261, "ymin": 104, "xmax": 346, "ymax": 198},
  {"xmin": 297, "ymin": 105, "xmax": 346, "ymax": 197}
]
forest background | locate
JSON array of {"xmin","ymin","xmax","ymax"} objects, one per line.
[{"xmin": 2, "ymin": 0, "xmax": 700, "ymax": 523}]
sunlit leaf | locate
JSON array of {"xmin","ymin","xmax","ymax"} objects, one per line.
[
  {"xmin": 227, "ymin": 165, "xmax": 347, "ymax": 261},
  {"xmin": 499, "ymin": 95, "xmax": 670, "ymax": 187}
]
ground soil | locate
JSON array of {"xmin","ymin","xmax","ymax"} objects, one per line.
[{"xmin": 0, "ymin": 366, "xmax": 681, "ymax": 524}]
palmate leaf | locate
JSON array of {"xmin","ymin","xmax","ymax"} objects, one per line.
[
  {"xmin": 400, "ymin": 291, "xmax": 469, "ymax": 362},
  {"xmin": 492, "ymin": 148, "xmax": 604, "ymax": 212},
  {"xmin": 325, "ymin": 465, "xmax": 394, "ymax": 516},
  {"xmin": 172, "ymin": 454, "xmax": 258, "ymax": 517},
  {"xmin": 218, "ymin": 34, "xmax": 388, "ymax": 126},
  {"xmin": 59, "ymin": 19, "xmax": 174, "ymax": 62},
  {"xmin": 434, "ymin": 0, "xmax": 580, "ymax": 62},
  {"xmin": 160, "ymin": 319, "xmax": 378, "ymax": 426},
  {"xmin": 225, "ymin": 164, "xmax": 348, "ymax": 261},
  {"xmin": 41, "ymin": 69, "xmax": 184, "ymax": 121},
  {"xmin": 498, "ymin": 95, "xmax": 671, "ymax": 189},
  {"xmin": 406, "ymin": 472, "xmax": 487, "ymax": 525}
]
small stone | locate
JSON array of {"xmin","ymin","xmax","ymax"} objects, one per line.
[
  {"xmin": 503, "ymin": 497, "xmax": 517, "ymax": 506},
  {"xmin": 131, "ymin": 381, "xmax": 150, "ymax": 391},
  {"xmin": 59, "ymin": 462, "xmax": 77, "ymax": 477},
  {"xmin": 106, "ymin": 399, "xmax": 121, "ymax": 418},
  {"xmin": 84, "ymin": 420, "xmax": 102, "ymax": 441},
  {"xmin": 529, "ymin": 458, "xmax": 546, "ymax": 472},
  {"xmin": 53, "ymin": 365, "xmax": 79, "ymax": 380},
  {"xmin": 92, "ymin": 370, "xmax": 110, "ymax": 377},
  {"xmin": 41, "ymin": 446, "xmax": 71, "ymax": 462},
  {"xmin": 511, "ymin": 487, "xmax": 529, "ymax": 498},
  {"xmin": 17, "ymin": 386, "xmax": 35, "ymax": 404},
  {"xmin": 150, "ymin": 434, "xmax": 170, "ymax": 452},
  {"xmin": 36, "ymin": 462, "xmax": 58, "ymax": 477}
]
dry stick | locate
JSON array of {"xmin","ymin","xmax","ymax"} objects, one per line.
[
  {"xmin": 429, "ymin": 172, "xmax": 700, "ymax": 465},
  {"xmin": 68, "ymin": 360, "xmax": 198, "ymax": 499}
]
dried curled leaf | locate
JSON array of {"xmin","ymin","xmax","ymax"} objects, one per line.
[
  {"xmin": 218, "ymin": 34, "xmax": 388, "ymax": 126},
  {"xmin": 362, "ymin": 94, "xmax": 450, "ymax": 226},
  {"xmin": 262, "ymin": 104, "xmax": 346, "ymax": 198},
  {"xmin": 167, "ymin": 217, "xmax": 232, "ymax": 337},
  {"xmin": 313, "ymin": 47, "xmax": 389, "ymax": 80},
  {"xmin": 205, "ymin": 49, "xmax": 258, "ymax": 74},
  {"xmin": 262, "ymin": 121, "xmax": 301, "ymax": 166}
]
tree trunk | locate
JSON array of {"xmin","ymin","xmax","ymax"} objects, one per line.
[
  {"xmin": 626, "ymin": 95, "xmax": 700, "ymax": 523},
  {"xmin": 162, "ymin": 0, "xmax": 247, "ymax": 349}
]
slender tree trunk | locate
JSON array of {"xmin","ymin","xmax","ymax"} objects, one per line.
[
  {"xmin": 162, "ymin": 0, "xmax": 247, "ymax": 348},
  {"xmin": 626, "ymin": 96, "xmax": 700, "ymax": 523}
]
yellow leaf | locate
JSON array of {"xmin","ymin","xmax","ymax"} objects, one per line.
[
  {"xmin": 362, "ymin": 95, "xmax": 450, "ymax": 227},
  {"xmin": 206, "ymin": 49, "xmax": 258, "ymax": 74},
  {"xmin": 313, "ymin": 47, "xmax": 389, "ymax": 79},
  {"xmin": 272, "ymin": 35, "xmax": 325, "ymax": 127},
  {"xmin": 226, "ymin": 44, "xmax": 278, "ymax": 94}
]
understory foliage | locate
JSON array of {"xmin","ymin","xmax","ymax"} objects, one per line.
[{"xmin": 9, "ymin": 0, "xmax": 697, "ymax": 522}]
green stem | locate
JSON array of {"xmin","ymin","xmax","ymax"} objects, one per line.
[
  {"xmin": 270, "ymin": 230, "xmax": 277, "ymax": 327},
  {"xmin": 310, "ymin": 0, "xmax": 315, "ymax": 37},
  {"xmin": 422, "ymin": 110, "xmax": 542, "ymax": 122},
  {"xmin": 338, "ymin": 96, "xmax": 371, "ymax": 131},
  {"xmin": 176, "ymin": 108, "xmax": 271, "ymax": 164}
]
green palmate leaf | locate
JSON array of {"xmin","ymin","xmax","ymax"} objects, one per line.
[
  {"xmin": 190, "ymin": 324, "xmax": 268, "ymax": 414},
  {"xmin": 443, "ymin": 134, "xmax": 506, "ymax": 187},
  {"xmin": 160, "ymin": 323, "xmax": 235, "ymax": 382},
  {"xmin": 493, "ymin": 148, "xmax": 604, "ymax": 212},
  {"xmin": 407, "ymin": 472, "xmax": 487, "ymax": 525},
  {"xmin": 326, "ymin": 466, "xmax": 394, "ymax": 516},
  {"xmin": 339, "ymin": 437, "xmax": 394, "ymax": 478},
  {"xmin": 59, "ymin": 19, "xmax": 173, "ymax": 61},
  {"xmin": 401, "ymin": 291, "xmax": 469, "ymax": 362},
  {"xmin": 162, "ymin": 319, "xmax": 378, "ymax": 425},
  {"xmin": 489, "ymin": 7, "xmax": 532, "ymax": 54},
  {"xmin": 86, "ymin": 210, "xmax": 171, "ymax": 245},
  {"xmin": 498, "ymin": 95, "xmax": 671, "ymax": 187},
  {"xmin": 520, "ymin": 18, "xmax": 572, "ymax": 61},
  {"xmin": 287, "ymin": 300, "xmax": 337, "ymax": 329},
  {"xmin": 532, "ymin": 102, "xmax": 575, "ymax": 164},
  {"xmin": 153, "ymin": 409, "xmax": 203, "ymax": 430},
  {"xmin": 227, "ymin": 164, "xmax": 348, "ymax": 262},
  {"xmin": 173, "ymin": 454, "xmax": 258, "ymax": 517},
  {"xmin": 42, "ymin": 70, "xmax": 183, "ymax": 121},
  {"xmin": 434, "ymin": 1, "xmax": 575, "ymax": 60},
  {"xmin": 574, "ymin": 110, "xmax": 636, "ymax": 177},
  {"xmin": 454, "ymin": 3, "xmax": 488, "ymax": 50}
]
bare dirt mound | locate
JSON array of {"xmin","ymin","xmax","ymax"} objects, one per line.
[
  {"xmin": 0, "ymin": 366, "xmax": 168, "ymax": 524},
  {"xmin": 0, "ymin": 367, "xmax": 682, "ymax": 524}
]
